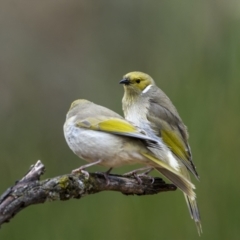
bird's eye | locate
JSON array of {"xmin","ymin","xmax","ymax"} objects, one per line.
[{"xmin": 136, "ymin": 79, "xmax": 141, "ymax": 83}]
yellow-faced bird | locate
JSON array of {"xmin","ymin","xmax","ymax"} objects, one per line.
[{"xmin": 120, "ymin": 71, "xmax": 202, "ymax": 234}]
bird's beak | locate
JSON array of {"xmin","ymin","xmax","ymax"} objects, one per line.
[{"xmin": 119, "ymin": 78, "xmax": 130, "ymax": 85}]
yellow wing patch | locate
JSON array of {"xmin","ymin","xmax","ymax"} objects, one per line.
[
  {"xmin": 161, "ymin": 130, "xmax": 188, "ymax": 160},
  {"xmin": 95, "ymin": 118, "xmax": 138, "ymax": 134},
  {"xmin": 77, "ymin": 117, "xmax": 139, "ymax": 134}
]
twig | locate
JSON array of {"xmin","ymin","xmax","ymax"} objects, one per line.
[{"xmin": 0, "ymin": 160, "xmax": 176, "ymax": 227}]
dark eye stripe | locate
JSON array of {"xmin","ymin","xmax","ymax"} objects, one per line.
[{"xmin": 136, "ymin": 79, "xmax": 140, "ymax": 83}]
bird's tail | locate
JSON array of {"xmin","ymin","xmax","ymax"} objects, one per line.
[
  {"xmin": 141, "ymin": 152, "xmax": 202, "ymax": 235},
  {"xmin": 141, "ymin": 152, "xmax": 196, "ymax": 199},
  {"xmin": 181, "ymin": 166, "xmax": 202, "ymax": 235},
  {"xmin": 184, "ymin": 194, "xmax": 202, "ymax": 235}
]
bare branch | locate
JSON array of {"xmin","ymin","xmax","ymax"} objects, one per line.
[{"xmin": 0, "ymin": 160, "xmax": 176, "ymax": 227}]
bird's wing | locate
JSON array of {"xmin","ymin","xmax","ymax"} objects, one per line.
[
  {"xmin": 76, "ymin": 116, "xmax": 159, "ymax": 145},
  {"xmin": 147, "ymin": 88, "xmax": 199, "ymax": 179}
]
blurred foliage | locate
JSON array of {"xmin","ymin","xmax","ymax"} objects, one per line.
[{"xmin": 0, "ymin": 0, "xmax": 240, "ymax": 239}]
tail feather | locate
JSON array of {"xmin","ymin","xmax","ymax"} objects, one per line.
[
  {"xmin": 142, "ymin": 152, "xmax": 202, "ymax": 235},
  {"xmin": 184, "ymin": 194, "xmax": 202, "ymax": 235},
  {"xmin": 142, "ymin": 152, "xmax": 196, "ymax": 199},
  {"xmin": 157, "ymin": 167, "xmax": 202, "ymax": 235},
  {"xmin": 155, "ymin": 167, "xmax": 195, "ymax": 200}
]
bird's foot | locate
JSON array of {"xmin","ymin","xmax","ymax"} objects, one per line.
[
  {"xmin": 137, "ymin": 173, "xmax": 155, "ymax": 184},
  {"xmin": 71, "ymin": 159, "xmax": 103, "ymax": 177},
  {"xmin": 123, "ymin": 166, "xmax": 153, "ymax": 176},
  {"xmin": 95, "ymin": 167, "xmax": 112, "ymax": 186},
  {"xmin": 123, "ymin": 167, "xmax": 154, "ymax": 184},
  {"xmin": 72, "ymin": 167, "xmax": 90, "ymax": 179}
]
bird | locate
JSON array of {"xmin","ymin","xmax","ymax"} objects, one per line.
[
  {"xmin": 63, "ymin": 99, "xmax": 195, "ymax": 198},
  {"xmin": 120, "ymin": 71, "xmax": 202, "ymax": 234}
]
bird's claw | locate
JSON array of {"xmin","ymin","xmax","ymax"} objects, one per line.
[{"xmin": 72, "ymin": 168, "xmax": 90, "ymax": 178}]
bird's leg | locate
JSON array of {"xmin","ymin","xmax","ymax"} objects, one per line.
[
  {"xmin": 137, "ymin": 167, "xmax": 155, "ymax": 184},
  {"xmin": 72, "ymin": 159, "xmax": 103, "ymax": 175},
  {"xmin": 138, "ymin": 167, "xmax": 154, "ymax": 176},
  {"xmin": 123, "ymin": 167, "xmax": 155, "ymax": 184},
  {"xmin": 123, "ymin": 166, "xmax": 153, "ymax": 176}
]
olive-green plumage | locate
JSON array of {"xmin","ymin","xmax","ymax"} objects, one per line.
[
  {"xmin": 64, "ymin": 99, "xmax": 196, "ymax": 199},
  {"xmin": 120, "ymin": 71, "xmax": 202, "ymax": 234}
]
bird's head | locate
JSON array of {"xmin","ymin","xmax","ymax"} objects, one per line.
[
  {"xmin": 69, "ymin": 99, "xmax": 90, "ymax": 111},
  {"xmin": 66, "ymin": 99, "xmax": 92, "ymax": 119},
  {"xmin": 120, "ymin": 71, "xmax": 155, "ymax": 94}
]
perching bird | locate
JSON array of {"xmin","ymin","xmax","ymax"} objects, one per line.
[
  {"xmin": 63, "ymin": 99, "xmax": 196, "ymax": 199},
  {"xmin": 120, "ymin": 71, "xmax": 202, "ymax": 234}
]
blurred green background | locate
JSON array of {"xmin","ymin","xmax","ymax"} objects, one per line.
[{"xmin": 0, "ymin": 1, "xmax": 239, "ymax": 239}]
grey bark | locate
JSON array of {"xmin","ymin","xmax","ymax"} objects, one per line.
[{"xmin": 0, "ymin": 160, "xmax": 176, "ymax": 227}]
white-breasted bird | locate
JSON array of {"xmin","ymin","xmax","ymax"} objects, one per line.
[
  {"xmin": 63, "ymin": 99, "xmax": 196, "ymax": 199},
  {"xmin": 120, "ymin": 71, "xmax": 202, "ymax": 234}
]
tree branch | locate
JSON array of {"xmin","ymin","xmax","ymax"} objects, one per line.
[{"xmin": 0, "ymin": 160, "xmax": 176, "ymax": 227}]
